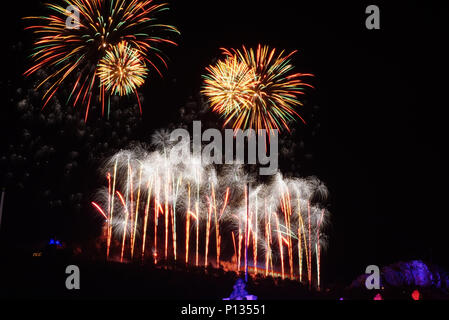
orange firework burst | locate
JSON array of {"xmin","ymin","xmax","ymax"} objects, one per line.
[
  {"xmin": 202, "ymin": 56, "xmax": 254, "ymax": 116},
  {"xmin": 202, "ymin": 44, "xmax": 314, "ymax": 134},
  {"xmin": 98, "ymin": 41, "xmax": 148, "ymax": 112}
]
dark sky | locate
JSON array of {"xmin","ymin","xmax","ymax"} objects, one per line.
[{"xmin": 1, "ymin": 0, "xmax": 449, "ymax": 284}]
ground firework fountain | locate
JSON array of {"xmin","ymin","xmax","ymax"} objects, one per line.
[{"xmin": 92, "ymin": 134, "xmax": 330, "ymax": 288}]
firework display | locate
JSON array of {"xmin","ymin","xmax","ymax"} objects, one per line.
[
  {"xmin": 202, "ymin": 45, "xmax": 314, "ymax": 134},
  {"xmin": 3, "ymin": 0, "xmax": 448, "ymax": 303},
  {"xmin": 92, "ymin": 135, "xmax": 330, "ymax": 288},
  {"xmin": 23, "ymin": 0, "xmax": 179, "ymax": 120}
]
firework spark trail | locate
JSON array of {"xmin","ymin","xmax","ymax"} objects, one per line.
[
  {"xmin": 211, "ymin": 185, "xmax": 219, "ymax": 267},
  {"xmin": 307, "ymin": 201, "xmax": 312, "ymax": 288},
  {"xmin": 244, "ymin": 184, "xmax": 248, "ymax": 280},
  {"xmin": 297, "ymin": 194, "xmax": 303, "ymax": 282},
  {"xmin": 253, "ymin": 193, "xmax": 258, "ymax": 276},
  {"xmin": 264, "ymin": 200, "xmax": 270, "ymax": 277},
  {"xmin": 231, "ymin": 231, "xmax": 237, "ymax": 269},
  {"xmin": 164, "ymin": 173, "xmax": 169, "ymax": 260},
  {"xmin": 237, "ymin": 213, "xmax": 242, "ymax": 272},
  {"xmin": 215, "ymin": 187, "xmax": 229, "ymax": 267},
  {"xmin": 93, "ymin": 143, "xmax": 329, "ymax": 286},
  {"xmin": 141, "ymin": 179, "xmax": 152, "ymax": 261},
  {"xmin": 92, "ymin": 202, "xmax": 108, "ymax": 219},
  {"xmin": 107, "ymin": 160, "xmax": 118, "ymax": 259},
  {"xmin": 131, "ymin": 165, "xmax": 143, "ymax": 258},
  {"xmin": 195, "ymin": 201, "xmax": 200, "ymax": 267},
  {"xmin": 128, "ymin": 162, "xmax": 134, "ymax": 258},
  {"xmin": 275, "ymin": 214, "xmax": 285, "ymax": 280},
  {"xmin": 106, "ymin": 172, "xmax": 111, "ymax": 256},
  {"xmin": 317, "ymin": 208, "xmax": 325, "ymax": 290},
  {"xmin": 117, "ymin": 191, "xmax": 130, "ymax": 262},
  {"xmin": 301, "ymin": 215, "xmax": 309, "ymax": 283},
  {"xmin": 219, "ymin": 187, "xmax": 230, "ymax": 220},
  {"xmin": 185, "ymin": 183, "xmax": 191, "ymax": 264},
  {"xmin": 280, "ymin": 188, "xmax": 294, "ymax": 279},
  {"xmin": 172, "ymin": 174, "xmax": 182, "ymax": 261},
  {"xmin": 287, "ymin": 193, "xmax": 294, "ymax": 279},
  {"xmin": 265, "ymin": 223, "xmax": 269, "ymax": 276},
  {"xmin": 153, "ymin": 176, "xmax": 159, "ymax": 263},
  {"xmin": 205, "ymin": 197, "xmax": 212, "ymax": 267}
]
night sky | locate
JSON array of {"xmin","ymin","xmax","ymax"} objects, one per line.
[{"xmin": 1, "ymin": 0, "xmax": 448, "ymax": 285}]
